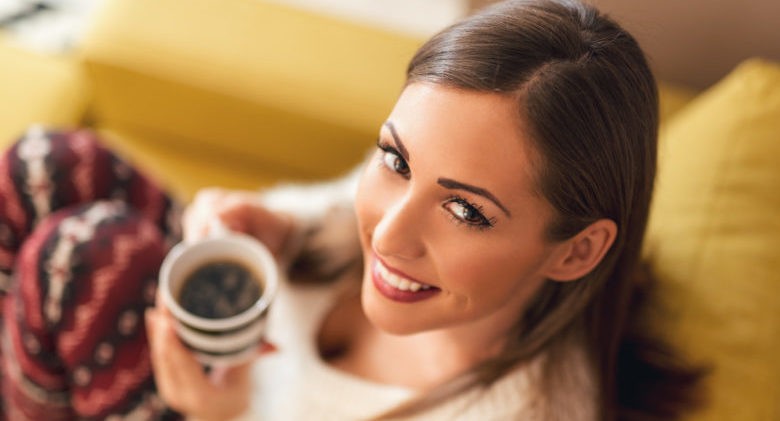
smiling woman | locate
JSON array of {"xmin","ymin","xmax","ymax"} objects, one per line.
[{"xmin": 143, "ymin": 0, "xmax": 704, "ymax": 418}]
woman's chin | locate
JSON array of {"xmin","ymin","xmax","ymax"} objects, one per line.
[{"xmin": 360, "ymin": 281, "xmax": 428, "ymax": 336}]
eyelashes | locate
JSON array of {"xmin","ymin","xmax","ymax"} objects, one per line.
[
  {"xmin": 377, "ymin": 140, "xmax": 410, "ymax": 178},
  {"xmin": 375, "ymin": 139, "xmax": 495, "ymax": 231},
  {"xmin": 443, "ymin": 196, "xmax": 496, "ymax": 230}
]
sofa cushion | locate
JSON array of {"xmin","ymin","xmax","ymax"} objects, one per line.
[
  {"xmin": 658, "ymin": 81, "xmax": 698, "ymax": 124},
  {"xmin": 644, "ymin": 58, "xmax": 780, "ymax": 420}
]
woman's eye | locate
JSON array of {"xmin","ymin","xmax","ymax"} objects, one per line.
[
  {"xmin": 381, "ymin": 150, "xmax": 410, "ymax": 176},
  {"xmin": 444, "ymin": 198, "xmax": 494, "ymax": 228}
]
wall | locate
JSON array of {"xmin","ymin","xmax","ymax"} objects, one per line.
[{"xmin": 469, "ymin": 0, "xmax": 780, "ymax": 89}]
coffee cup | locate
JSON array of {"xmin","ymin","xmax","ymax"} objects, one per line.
[{"xmin": 159, "ymin": 229, "xmax": 278, "ymax": 367}]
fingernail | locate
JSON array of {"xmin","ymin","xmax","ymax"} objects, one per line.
[{"xmin": 260, "ymin": 341, "xmax": 278, "ymax": 354}]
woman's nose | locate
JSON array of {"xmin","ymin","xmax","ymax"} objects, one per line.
[{"xmin": 371, "ymin": 195, "xmax": 426, "ymax": 261}]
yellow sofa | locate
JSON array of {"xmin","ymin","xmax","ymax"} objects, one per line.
[{"xmin": 1, "ymin": 0, "xmax": 778, "ymax": 419}]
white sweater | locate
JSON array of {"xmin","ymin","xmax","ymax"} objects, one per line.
[
  {"xmin": 246, "ymin": 279, "xmax": 410, "ymax": 420},
  {"xmin": 229, "ymin": 275, "xmax": 598, "ymax": 421}
]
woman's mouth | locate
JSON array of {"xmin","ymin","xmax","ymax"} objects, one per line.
[{"xmin": 371, "ymin": 255, "xmax": 440, "ymax": 303}]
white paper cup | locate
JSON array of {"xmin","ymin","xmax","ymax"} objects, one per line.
[{"xmin": 159, "ymin": 232, "xmax": 278, "ymax": 366}]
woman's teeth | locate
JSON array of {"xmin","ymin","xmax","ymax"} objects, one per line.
[{"xmin": 375, "ymin": 260, "xmax": 431, "ymax": 292}]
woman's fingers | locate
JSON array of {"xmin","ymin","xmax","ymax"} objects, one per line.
[
  {"xmin": 146, "ymin": 308, "xmax": 183, "ymax": 407},
  {"xmin": 217, "ymin": 204, "xmax": 293, "ymax": 257},
  {"xmin": 182, "ymin": 188, "xmax": 227, "ymax": 242},
  {"xmin": 183, "ymin": 188, "xmax": 294, "ymax": 255},
  {"xmin": 147, "ymin": 294, "xmax": 276, "ymax": 419},
  {"xmin": 258, "ymin": 339, "xmax": 278, "ymax": 355},
  {"xmin": 146, "ymin": 307, "xmax": 212, "ymax": 414}
]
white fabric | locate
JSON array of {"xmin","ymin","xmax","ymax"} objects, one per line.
[{"xmin": 246, "ymin": 279, "xmax": 413, "ymax": 421}]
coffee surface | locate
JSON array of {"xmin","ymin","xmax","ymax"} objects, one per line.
[{"xmin": 179, "ymin": 260, "xmax": 262, "ymax": 319}]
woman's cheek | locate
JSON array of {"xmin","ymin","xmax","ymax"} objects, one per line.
[
  {"xmin": 436, "ymin": 241, "xmax": 516, "ymax": 295},
  {"xmin": 438, "ymin": 250, "xmax": 487, "ymax": 292}
]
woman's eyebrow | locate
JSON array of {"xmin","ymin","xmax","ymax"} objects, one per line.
[
  {"xmin": 383, "ymin": 120, "xmax": 510, "ymax": 218},
  {"xmin": 383, "ymin": 121, "xmax": 410, "ymax": 162},
  {"xmin": 437, "ymin": 178, "xmax": 512, "ymax": 217}
]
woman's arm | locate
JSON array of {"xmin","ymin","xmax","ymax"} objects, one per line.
[
  {"xmin": 149, "ymin": 162, "xmax": 364, "ymax": 420},
  {"xmin": 181, "ymin": 162, "xmax": 363, "ymax": 282}
]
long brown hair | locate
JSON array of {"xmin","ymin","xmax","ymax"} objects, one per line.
[{"xmin": 374, "ymin": 0, "xmax": 706, "ymax": 419}]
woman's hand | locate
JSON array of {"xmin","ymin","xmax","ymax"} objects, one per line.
[
  {"xmin": 183, "ymin": 188, "xmax": 294, "ymax": 258},
  {"xmin": 145, "ymin": 301, "xmax": 275, "ymax": 420}
]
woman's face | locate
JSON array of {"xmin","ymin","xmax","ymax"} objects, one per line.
[{"xmin": 355, "ymin": 83, "xmax": 564, "ymax": 336}]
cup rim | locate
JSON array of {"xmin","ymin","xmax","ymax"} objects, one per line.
[
  {"xmin": 192, "ymin": 345, "xmax": 258, "ymax": 367},
  {"xmin": 159, "ymin": 233, "xmax": 278, "ymax": 331}
]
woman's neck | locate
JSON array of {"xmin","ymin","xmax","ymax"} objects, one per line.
[{"xmin": 320, "ymin": 292, "xmax": 518, "ymax": 391}]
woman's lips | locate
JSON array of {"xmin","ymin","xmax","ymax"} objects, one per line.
[{"xmin": 371, "ymin": 255, "xmax": 440, "ymax": 303}]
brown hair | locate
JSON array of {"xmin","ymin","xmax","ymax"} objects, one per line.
[{"xmin": 374, "ymin": 0, "xmax": 706, "ymax": 419}]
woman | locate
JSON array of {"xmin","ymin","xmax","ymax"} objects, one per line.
[{"xmin": 0, "ymin": 0, "xmax": 704, "ymax": 420}]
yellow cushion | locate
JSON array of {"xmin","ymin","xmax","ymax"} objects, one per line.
[
  {"xmin": 0, "ymin": 37, "xmax": 89, "ymax": 148},
  {"xmin": 81, "ymin": 0, "xmax": 422, "ymax": 181},
  {"xmin": 644, "ymin": 58, "xmax": 780, "ymax": 420},
  {"xmin": 658, "ymin": 81, "xmax": 698, "ymax": 124}
]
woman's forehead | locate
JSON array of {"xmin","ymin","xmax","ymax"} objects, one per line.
[{"xmin": 385, "ymin": 83, "xmax": 540, "ymax": 200}]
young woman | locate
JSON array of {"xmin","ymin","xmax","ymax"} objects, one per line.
[{"xmin": 0, "ymin": 0, "xmax": 704, "ymax": 420}]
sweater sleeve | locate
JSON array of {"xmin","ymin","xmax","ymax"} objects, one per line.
[{"xmin": 257, "ymin": 162, "xmax": 364, "ymax": 283}]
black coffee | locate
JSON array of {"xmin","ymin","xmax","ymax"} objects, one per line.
[{"xmin": 178, "ymin": 260, "xmax": 262, "ymax": 319}]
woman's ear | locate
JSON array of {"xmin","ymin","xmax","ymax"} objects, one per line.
[{"xmin": 542, "ymin": 218, "xmax": 618, "ymax": 282}]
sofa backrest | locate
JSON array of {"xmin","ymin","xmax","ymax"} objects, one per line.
[{"xmin": 81, "ymin": 0, "xmax": 423, "ymax": 188}]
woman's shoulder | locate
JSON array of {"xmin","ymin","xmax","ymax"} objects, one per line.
[
  {"xmin": 495, "ymin": 334, "xmax": 598, "ymax": 421},
  {"xmin": 415, "ymin": 335, "xmax": 598, "ymax": 421}
]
